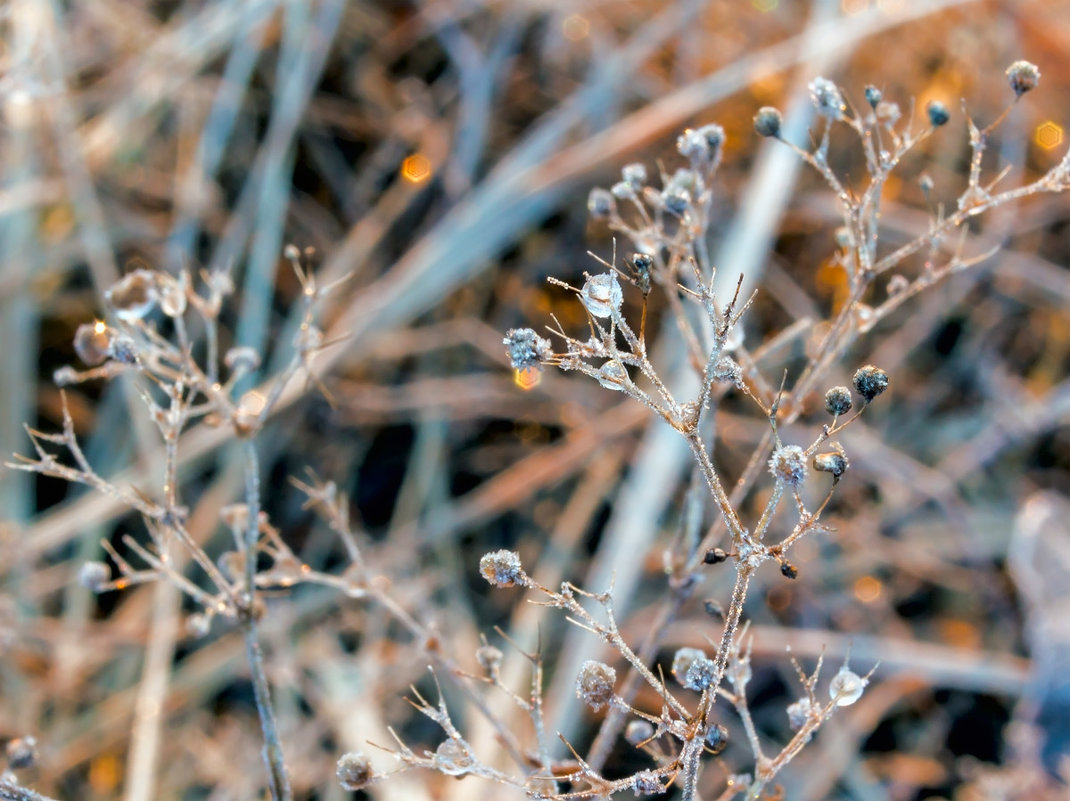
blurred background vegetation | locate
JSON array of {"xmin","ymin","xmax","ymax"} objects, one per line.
[{"xmin": 1, "ymin": 0, "xmax": 1069, "ymax": 799}]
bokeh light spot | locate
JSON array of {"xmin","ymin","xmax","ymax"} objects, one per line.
[
  {"xmin": 401, "ymin": 153, "xmax": 432, "ymax": 183},
  {"xmin": 1036, "ymin": 121, "xmax": 1063, "ymax": 150},
  {"xmin": 514, "ymin": 367, "xmax": 541, "ymax": 391},
  {"xmin": 752, "ymin": 0, "xmax": 778, "ymax": 12},
  {"xmin": 562, "ymin": 14, "xmax": 589, "ymax": 41},
  {"xmin": 853, "ymin": 575, "xmax": 882, "ymax": 603}
]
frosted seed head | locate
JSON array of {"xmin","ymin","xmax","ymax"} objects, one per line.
[
  {"xmin": 671, "ymin": 647, "xmax": 706, "ymax": 686},
  {"xmin": 705, "ymin": 723, "xmax": 729, "ymax": 754},
  {"xmin": 576, "ymin": 660, "xmax": 616, "ymax": 711},
  {"xmin": 780, "ymin": 561, "xmax": 799, "ymax": 580},
  {"xmin": 632, "ymin": 770, "xmax": 665, "ymax": 796},
  {"xmin": 1006, "ymin": 60, "xmax": 1040, "ymax": 97},
  {"xmin": 926, "ymin": 100, "xmax": 950, "ymax": 127},
  {"xmin": 809, "ymin": 77, "xmax": 845, "ymax": 120},
  {"xmin": 337, "ymin": 752, "xmax": 374, "ymax": 791},
  {"xmin": 824, "ymin": 386, "xmax": 852, "ymax": 416},
  {"xmin": 503, "ymin": 328, "xmax": 551, "ymax": 371},
  {"xmin": 864, "ymin": 85, "xmax": 882, "ymax": 109},
  {"xmin": 587, "ymin": 187, "xmax": 614, "ymax": 219},
  {"xmin": 676, "ymin": 127, "xmax": 710, "ymax": 161},
  {"xmin": 476, "ymin": 644, "xmax": 503, "ymax": 674},
  {"xmin": 829, "ymin": 665, "xmax": 867, "ymax": 706},
  {"xmin": 697, "ymin": 123, "xmax": 726, "ymax": 153},
  {"xmin": 5, "ymin": 737, "xmax": 37, "ymax": 770},
  {"xmin": 73, "ymin": 322, "xmax": 111, "ymax": 366},
  {"xmin": 753, "ymin": 106, "xmax": 782, "ymax": 138},
  {"xmin": 580, "ymin": 272, "xmax": 623, "ymax": 318},
  {"xmin": 769, "ymin": 445, "xmax": 807, "ymax": 487},
  {"xmin": 711, "ymin": 356, "xmax": 742, "ymax": 386},
  {"xmin": 621, "ymin": 162, "xmax": 647, "ymax": 188},
  {"xmin": 813, "ymin": 447, "xmax": 849, "ymax": 478},
  {"xmin": 78, "ymin": 561, "xmax": 111, "ymax": 592},
  {"xmin": 786, "ymin": 696, "xmax": 813, "ymax": 731},
  {"xmin": 224, "ymin": 345, "xmax": 262, "ymax": 374},
  {"xmin": 683, "ymin": 656, "xmax": 717, "ymax": 691},
  {"xmin": 479, "ymin": 550, "xmax": 523, "ymax": 588},
  {"xmin": 876, "ymin": 101, "xmax": 901, "ymax": 127},
  {"xmin": 853, "ymin": 364, "xmax": 889, "ymax": 402}
]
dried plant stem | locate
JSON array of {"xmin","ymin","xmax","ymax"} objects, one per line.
[
  {"xmin": 242, "ymin": 440, "xmax": 292, "ymax": 801},
  {"xmin": 0, "ymin": 784, "xmax": 58, "ymax": 801}
]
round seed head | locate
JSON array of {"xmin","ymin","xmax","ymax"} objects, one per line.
[
  {"xmin": 632, "ymin": 770, "xmax": 665, "ymax": 796},
  {"xmin": 926, "ymin": 100, "xmax": 950, "ymax": 127},
  {"xmin": 580, "ymin": 272, "xmax": 623, "ymax": 318},
  {"xmin": 786, "ymin": 697, "xmax": 813, "ymax": 731},
  {"xmin": 769, "ymin": 445, "xmax": 807, "ymax": 487},
  {"xmin": 5, "ymin": 737, "xmax": 37, "ymax": 771},
  {"xmin": 852, "ymin": 364, "xmax": 889, "ymax": 402},
  {"xmin": 753, "ymin": 106, "xmax": 782, "ymax": 138},
  {"xmin": 780, "ymin": 561, "xmax": 798, "ymax": 580},
  {"xmin": 1006, "ymin": 60, "xmax": 1040, "ymax": 97},
  {"xmin": 476, "ymin": 643, "xmax": 504, "ymax": 674},
  {"xmin": 824, "ymin": 386, "xmax": 852, "ymax": 416},
  {"xmin": 703, "ymin": 547, "xmax": 728, "ymax": 565},
  {"xmin": 671, "ymin": 647, "xmax": 707, "ymax": 686},
  {"xmin": 336, "ymin": 752, "xmax": 374, "ymax": 791},
  {"xmin": 813, "ymin": 449, "xmax": 849, "ymax": 478},
  {"xmin": 78, "ymin": 561, "xmax": 111, "ymax": 592},
  {"xmin": 684, "ymin": 656, "xmax": 717, "ymax": 691},
  {"xmin": 479, "ymin": 549, "xmax": 523, "ymax": 588},
  {"xmin": 503, "ymin": 328, "xmax": 552, "ymax": 371},
  {"xmin": 73, "ymin": 322, "xmax": 111, "ymax": 366},
  {"xmin": 698, "ymin": 123, "xmax": 726, "ymax": 152},
  {"xmin": 611, "ymin": 180, "xmax": 637, "ymax": 200},
  {"xmin": 677, "ymin": 127, "xmax": 710, "ymax": 161},
  {"xmin": 576, "ymin": 660, "xmax": 616, "ymax": 711},
  {"xmin": 587, "ymin": 187, "xmax": 614, "ymax": 219},
  {"xmin": 864, "ymin": 85, "xmax": 882, "ymax": 108},
  {"xmin": 809, "ymin": 77, "xmax": 845, "ymax": 120},
  {"xmin": 621, "ymin": 162, "xmax": 647, "ymax": 188},
  {"xmin": 704, "ymin": 723, "xmax": 729, "ymax": 754}
]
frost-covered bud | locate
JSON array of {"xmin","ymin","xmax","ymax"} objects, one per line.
[
  {"xmin": 157, "ymin": 272, "xmax": 187, "ymax": 317},
  {"xmin": 875, "ymin": 101, "xmax": 901, "ymax": 127},
  {"xmin": 337, "ymin": 752, "xmax": 374, "ymax": 790},
  {"xmin": 919, "ymin": 173, "xmax": 934, "ymax": 195},
  {"xmin": 597, "ymin": 360, "xmax": 628, "ymax": 391},
  {"xmin": 476, "ymin": 643, "xmax": 504, "ymax": 674},
  {"xmin": 753, "ymin": 106, "xmax": 782, "ymax": 138},
  {"xmin": 697, "ymin": 123, "xmax": 725, "ymax": 153},
  {"xmin": 78, "ymin": 561, "xmax": 111, "ymax": 592},
  {"xmin": 852, "ymin": 364, "xmax": 889, "ymax": 402},
  {"xmin": 106, "ymin": 269, "xmax": 158, "ymax": 321},
  {"xmin": 769, "ymin": 445, "xmax": 807, "ymax": 487},
  {"xmin": 1006, "ymin": 60, "xmax": 1040, "ymax": 97},
  {"xmin": 671, "ymin": 647, "xmax": 706, "ymax": 686},
  {"xmin": 684, "ymin": 656, "xmax": 717, "ymax": 691},
  {"xmin": 632, "ymin": 770, "xmax": 665, "ymax": 796},
  {"xmin": 829, "ymin": 665, "xmax": 867, "ymax": 706},
  {"xmin": 503, "ymin": 328, "xmax": 551, "ymax": 371},
  {"xmin": 786, "ymin": 697, "xmax": 813, "ymax": 731},
  {"xmin": 677, "ymin": 127, "xmax": 710, "ymax": 161},
  {"xmin": 581, "ymin": 272, "xmax": 623, "ymax": 318},
  {"xmin": 611, "ymin": 180, "xmax": 637, "ymax": 200},
  {"xmin": 5, "ymin": 737, "xmax": 37, "ymax": 770},
  {"xmin": 73, "ymin": 322, "xmax": 110, "ymax": 366},
  {"xmin": 926, "ymin": 100, "xmax": 950, "ymax": 127},
  {"xmin": 631, "ymin": 253, "xmax": 652, "ymax": 294},
  {"xmin": 621, "ymin": 162, "xmax": 647, "ymax": 188},
  {"xmin": 705, "ymin": 723, "xmax": 729, "ymax": 754},
  {"xmin": 809, "ymin": 77, "xmax": 845, "ymax": 120},
  {"xmin": 864, "ymin": 85, "xmax": 882, "ymax": 109},
  {"xmin": 780, "ymin": 561, "xmax": 798, "ymax": 580},
  {"xmin": 661, "ymin": 189, "xmax": 690, "ymax": 215},
  {"xmin": 432, "ymin": 738, "xmax": 473, "ymax": 776},
  {"xmin": 576, "ymin": 660, "xmax": 616, "ymax": 711},
  {"xmin": 224, "ymin": 345, "xmax": 261, "ymax": 374},
  {"xmin": 625, "ymin": 719, "xmax": 654, "ymax": 746},
  {"xmin": 479, "ymin": 550, "xmax": 523, "ymax": 588},
  {"xmin": 824, "ymin": 386, "xmax": 852, "ymax": 416},
  {"xmin": 813, "ymin": 448, "xmax": 849, "ymax": 478},
  {"xmin": 107, "ymin": 335, "xmax": 138, "ymax": 365},
  {"xmin": 588, "ymin": 187, "xmax": 615, "ymax": 218},
  {"xmin": 186, "ymin": 613, "xmax": 211, "ymax": 638}
]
